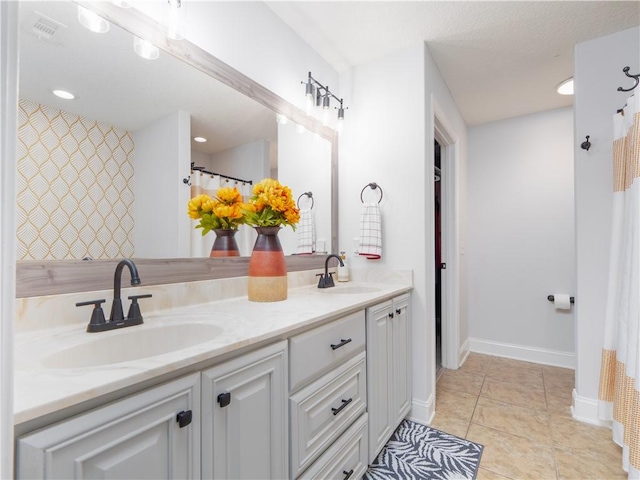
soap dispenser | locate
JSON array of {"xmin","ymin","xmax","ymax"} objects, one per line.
[{"xmin": 337, "ymin": 251, "xmax": 350, "ymax": 282}]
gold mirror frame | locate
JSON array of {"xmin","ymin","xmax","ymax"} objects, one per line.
[{"xmin": 15, "ymin": 1, "xmax": 338, "ymax": 298}]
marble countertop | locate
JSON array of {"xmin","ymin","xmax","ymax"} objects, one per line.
[{"xmin": 14, "ymin": 271, "xmax": 412, "ymax": 425}]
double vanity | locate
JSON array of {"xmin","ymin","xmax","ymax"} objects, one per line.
[{"xmin": 13, "ymin": 269, "xmax": 412, "ymax": 479}]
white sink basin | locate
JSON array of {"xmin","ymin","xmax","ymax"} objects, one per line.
[
  {"xmin": 42, "ymin": 322, "xmax": 223, "ymax": 369},
  {"xmin": 318, "ymin": 286, "xmax": 382, "ymax": 294}
]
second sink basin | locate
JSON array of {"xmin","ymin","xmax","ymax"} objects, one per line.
[
  {"xmin": 318, "ymin": 285, "xmax": 382, "ymax": 294},
  {"xmin": 42, "ymin": 322, "xmax": 223, "ymax": 369}
]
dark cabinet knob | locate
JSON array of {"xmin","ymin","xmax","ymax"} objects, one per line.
[
  {"xmin": 396, "ymin": 308, "xmax": 402, "ymax": 315},
  {"xmin": 388, "ymin": 312, "xmax": 394, "ymax": 318},
  {"xmin": 176, "ymin": 410, "xmax": 192, "ymax": 428},
  {"xmin": 343, "ymin": 469, "xmax": 354, "ymax": 479},
  {"xmin": 218, "ymin": 392, "xmax": 231, "ymax": 408}
]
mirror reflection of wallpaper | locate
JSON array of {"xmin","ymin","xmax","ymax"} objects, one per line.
[{"xmin": 17, "ymin": 99, "xmax": 135, "ymax": 260}]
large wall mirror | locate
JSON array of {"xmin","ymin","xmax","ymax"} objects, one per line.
[{"xmin": 15, "ymin": 0, "xmax": 338, "ymax": 297}]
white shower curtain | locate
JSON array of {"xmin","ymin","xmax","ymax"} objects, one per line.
[
  {"xmin": 598, "ymin": 93, "xmax": 640, "ymax": 479},
  {"xmin": 189, "ymin": 172, "xmax": 256, "ymax": 257}
]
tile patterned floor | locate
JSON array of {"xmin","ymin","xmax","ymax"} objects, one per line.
[{"xmin": 434, "ymin": 353, "xmax": 626, "ymax": 480}]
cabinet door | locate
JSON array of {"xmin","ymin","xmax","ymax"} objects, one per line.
[
  {"xmin": 391, "ymin": 294, "xmax": 411, "ymax": 427},
  {"xmin": 366, "ymin": 299, "xmax": 392, "ymax": 464},
  {"xmin": 17, "ymin": 374, "xmax": 200, "ymax": 479},
  {"xmin": 202, "ymin": 341, "xmax": 288, "ymax": 480}
]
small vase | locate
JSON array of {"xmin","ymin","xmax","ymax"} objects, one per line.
[
  {"xmin": 248, "ymin": 226, "xmax": 287, "ymax": 302},
  {"xmin": 210, "ymin": 229, "xmax": 240, "ymax": 257}
]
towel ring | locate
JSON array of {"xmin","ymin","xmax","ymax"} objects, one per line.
[
  {"xmin": 360, "ymin": 182, "xmax": 383, "ymax": 203},
  {"xmin": 297, "ymin": 192, "xmax": 314, "ymax": 209}
]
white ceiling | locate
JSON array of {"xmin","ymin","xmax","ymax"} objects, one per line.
[{"xmin": 266, "ymin": 1, "xmax": 640, "ymax": 125}]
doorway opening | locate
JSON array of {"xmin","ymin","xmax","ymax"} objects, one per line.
[
  {"xmin": 433, "ymin": 104, "xmax": 459, "ymax": 376},
  {"xmin": 435, "ymin": 139, "xmax": 442, "ymax": 376}
]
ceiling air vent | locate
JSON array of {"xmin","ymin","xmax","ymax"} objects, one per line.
[{"xmin": 29, "ymin": 12, "xmax": 66, "ymax": 41}]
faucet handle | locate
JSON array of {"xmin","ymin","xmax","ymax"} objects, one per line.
[
  {"xmin": 325, "ymin": 272, "xmax": 335, "ymax": 288},
  {"xmin": 76, "ymin": 299, "xmax": 106, "ymax": 332},
  {"xmin": 126, "ymin": 294, "xmax": 152, "ymax": 323}
]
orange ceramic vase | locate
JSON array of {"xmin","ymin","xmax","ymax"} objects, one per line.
[
  {"xmin": 210, "ymin": 229, "xmax": 240, "ymax": 257},
  {"xmin": 248, "ymin": 227, "xmax": 287, "ymax": 302}
]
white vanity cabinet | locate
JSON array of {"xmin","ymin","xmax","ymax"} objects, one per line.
[
  {"xmin": 16, "ymin": 373, "xmax": 201, "ymax": 479},
  {"xmin": 366, "ymin": 293, "xmax": 411, "ymax": 463},
  {"xmin": 288, "ymin": 310, "xmax": 369, "ymax": 479},
  {"xmin": 201, "ymin": 340, "xmax": 288, "ymax": 480}
]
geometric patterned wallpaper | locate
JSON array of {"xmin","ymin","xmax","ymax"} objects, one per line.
[{"xmin": 16, "ymin": 99, "xmax": 135, "ymax": 260}]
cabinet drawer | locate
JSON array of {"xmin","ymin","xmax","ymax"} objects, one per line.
[
  {"xmin": 299, "ymin": 413, "xmax": 368, "ymax": 480},
  {"xmin": 289, "ymin": 310, "xmax": 365, "ymax": 392},
  {"xmin": 290, "ymin": 352, "xmax": 367, "ymax": 478}
]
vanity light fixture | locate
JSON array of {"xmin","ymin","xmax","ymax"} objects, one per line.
[
  {"xmin": 53, "ymin": 89, "xmax": 75, "ymax": 100},
  {"xmin": 133, "ymin": 37, "xmax": 159, "ymax": 60},
  {"xmin": 276, "ymin": 114, "xmax": 289, "ymax": 125},
  {"xmin": 302, "ymin": 72, "xmax": 348, "ymax": 126},
  {"xmin": 193, "ymin": 136, "xmax": 207, "ymax": 143},
  {"xmin": 77, "ymin": 6, "xmax": 110, "ymax": 33},
  {"xmin": 557, "ymin": 77, "xmax": 574, "ymax": 95}
]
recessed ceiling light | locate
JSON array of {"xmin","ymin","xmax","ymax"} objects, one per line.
[
  {"xmin": 557, "ymin": 77, "xmax": 574, "ymax": 95},
  {"xmin": 194, "ymin": 137, "xmax": 207, "ymax": 143},
  {"xmin": 77, "ymin": 6, "xmax": 110, "ymax": 33},
  {"xmin": 53, "ymin": 89, "xmax": 75, "ymax": 100}
]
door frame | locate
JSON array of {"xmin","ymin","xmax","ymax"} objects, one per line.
[
  {"xmin": 0, "ymin": 2, "xmax": 18, "ymax": 478},
  {"xmin": 433, "ymin": 100, "xmax": 460, "ymax": 370}
]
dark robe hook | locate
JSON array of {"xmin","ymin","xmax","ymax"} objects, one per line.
[
  {"xmin": 617, "ymin": 66, "xmax": 640, "ymax": 93},
  {"xmin": 581, "ymin": 135, "xmax": 591, "ymax": 151}
]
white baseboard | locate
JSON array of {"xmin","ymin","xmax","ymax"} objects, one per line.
[
  {"xmin": 571, "ymin": 389, "xmax": 612, "ymax": 427},
  {"xmin": 407, "ymin": 395, "xmax": 434, "ymax": 425},
  {"xmin": 458, "ymin": 339, "xmax": 470, "ymax": 367},
  {"xmin": 469, "ymin": 338, "xmax": 575, "ymax": 369}
]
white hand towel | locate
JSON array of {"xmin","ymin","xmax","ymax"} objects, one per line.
[
  {"xmin": 296, "ymin": 208, "xmax": 315, "ymax": 254},
  {"xmin": 359, "ymin": 202, "xmax": 382, "ymax": 259}
]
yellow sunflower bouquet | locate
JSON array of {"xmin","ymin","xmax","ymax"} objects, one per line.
[
  {"xmin": 244, "ymin": 178, "xmax": 300, "ymax": 230},
  {"xmin": 187, "ymin": 187, "xmax": 246, "ymax": 235}
]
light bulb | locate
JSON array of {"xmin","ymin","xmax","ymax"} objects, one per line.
[
  {"xmin": 162, "ymin": 0, "xmax": 186, "ymax": 40},
  {"xmin": 322, "ymin": 109, "xmax": 330, "ymax": 126},
  {"xmin": 133, "ymin": 37, "xmax": 159, "ymax": 60},
  {"xmin": 296, "ymin": 123, "xmax": 306, "ymax": 134},
  {"xmin": 77, "ymin": 6, "xmax": 110, "ymax": 33},
  {"xmin": 305, "ymin": 95, "xmax": 314, "ymax": 115}
]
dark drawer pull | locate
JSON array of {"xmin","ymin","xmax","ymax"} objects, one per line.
[
  {"xmin": 396, "ymin": 308, "xmax": 402, "ymax": 315},
  {"xmin": 330, "ymin": 338, "xmax": 352, "ymax": 350},
  {"xmin": 331, "ymin": 398, "xmax": 353, "ymax": 416},
  {"xmin": 343, "ymin": 469, "xmax": 354, "ymax": 479}
]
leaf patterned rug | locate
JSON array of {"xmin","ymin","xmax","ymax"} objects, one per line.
[{"xmin": 364, "ymin": 420, "xmax": 484, "ymax": 480}]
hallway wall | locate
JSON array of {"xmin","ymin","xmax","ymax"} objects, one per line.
[{"xmin": 467, "ymin": 107, "xmax": 575, "ymax": 366}]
